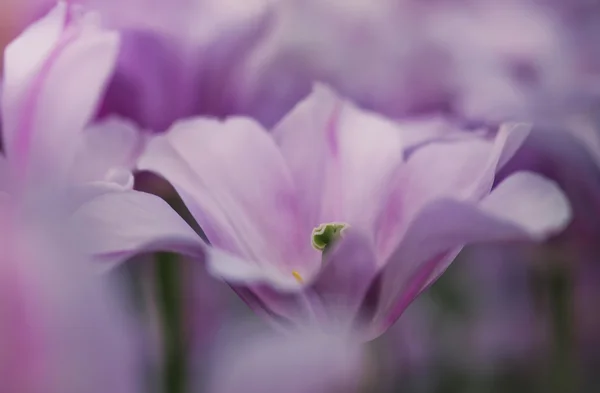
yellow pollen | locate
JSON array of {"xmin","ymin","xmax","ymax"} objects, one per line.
[{"xmin": 292, "ymin": 270, "xmax": 304, "ymax": 284}]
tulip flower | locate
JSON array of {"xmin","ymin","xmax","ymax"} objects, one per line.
[{"xmin": 73, "ymin": 85, "xmax": 571, "ymax": 339}]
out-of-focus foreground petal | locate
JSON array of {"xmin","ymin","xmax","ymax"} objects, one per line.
[
  {"xmin": 204, "ymin": 323, "xmax": 366, "ymax": 393},
  {"xmin": 0, "ymin": 199, "xmax": 142, "ymax": 393}
]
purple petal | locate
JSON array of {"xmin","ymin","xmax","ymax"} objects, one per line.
[
  {"xmin": 403, "ymin": 122, "xmax": 530, "ymax": 216},
  {"xmin": 370, "ymin": 171, "xmax": 571, "ymax": 337},
  {"xmin": 271, "ymin": 84, "xmax": 341, "ymax": 229},
  {"xmin": 239, "ymin": 230, "xmax": 380, "ymax": 329},
  {"xmin": 69, "ymin": 188, "xmax": 294, "ymax": 289},
  {"xmin": 478, "ymin": 171, "xmax": 572, "ymax": 238},
  {"xmin": 205, "ymin": 324, "xmax": 365, "ymax": 393},
  {"xmin": 273, "ymin": 84, "xmax": 405, "ymax": 254},
  {"xmin": 72, "ymin": 116, "xmax": 146, "ymax": 184},
  {"xmin": 86, "ymin": 0, "xmax": 270, "ymax": 131},
  {"xmin": 70, "ymin": 189, "xmax": 207, "ymax": 265},
  {"xmin": 0, "ymin": 200, "xmax": 142, "ymax": 393},
  {"xmin": 138, "ymin": 116, "xmax": 320, "ymax": 282},
  {"xmin": 2, "ymin": 2, "xmax": 119, "ymax": 191},
  {"xmin": 312, "ymin": 229, "xmax": 379, "ymax": 329},
  {"xmin": 233, "ymin": 0, "xmax": 447, "ymax": 125}
]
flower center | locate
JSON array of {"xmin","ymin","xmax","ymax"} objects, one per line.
[
  {"xmin": 311, "ymin": 222, "xmax": 349, "ymax": 252},
  {"xmin": 291, "ymin": 223, "xmax": 349, "ymax": 284}
]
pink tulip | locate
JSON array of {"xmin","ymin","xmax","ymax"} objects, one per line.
[{"xmin": 74, "ymin": 85, "xmax": 571, "ymax": 338}]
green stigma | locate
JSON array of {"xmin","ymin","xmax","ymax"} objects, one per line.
[{"xmin": 311, "ymin": 222, "xmax": 349, "ymax": 252}]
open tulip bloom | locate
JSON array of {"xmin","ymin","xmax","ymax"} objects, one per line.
[{"xmin": 74, "ymin": 84, "xmax": 572, "ymax": 339}]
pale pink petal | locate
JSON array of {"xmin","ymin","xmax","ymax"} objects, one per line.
[
  {"xmin": 403, "ymin": 122, "xmax": 530, "ymax": 216},
  {"xmin": 236, "ymin": 284, "xmax": 322, "ymax": 328},
  {"xmin": 2, "ymin": 2, "xmax": 119, "ymax": 190},
  {"xmin": 70, "ymin": 189, "xmax": 206, "ymax": 265},
  {"xmin": 394, "ymin": 116, "xmax": 469, "ymax": 151},
  {"xmin": 374, "ymin": 122, "xmax": 530, "ymax": 262},
  {"xmin": 139, "ymin": 117, "xmax": 320, "ymax": 280},
  {"xmin": 69, "ymin": 188, "xmax": 295, "ymax": 288},
  {"xmin": 234, "ymin": 230, "xmax": 381, "ymax": 328},
  {"xmin": 478, "ymin": 171, "xmax": 572, "ymax": 238},
  {"xmin": 72, "ymin": 116, "xmax": 146, "ymax": 183},
  {"xmin": 273, "ymin": 84, "xmax": 405, "ymax": 248},
  {"xmin": 65, "ymin": 176, "xmax": 136, "ymax": 213},
  {"xmin": 271, "ymin": 84, "xmax": 340, "ymax": 228},
  {"xmin": 312, "ymin": 229, "xmax": 379, "ymax": 328},
  {"xmin": 415, "ymin": 172, "xmax": 571, "ymax": 295},
  {"xmin": 320, "ymin": 90, "xmax": 405, "ymax": 230},
  {"xmin": 205, "ymin": 323, "xmax": 365, "ymax": 393},
  {"xmin": 370, "ymin": 171, "xmax": 571, "ymax": 338},
  {"xmin": 0, "ymin": 199, "xmax": 142, "ymax": 393}
]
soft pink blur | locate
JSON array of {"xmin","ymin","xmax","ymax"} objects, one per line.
[{"xmin": 0, "ymin": 197, "xmax": 142, "ymax": 393}]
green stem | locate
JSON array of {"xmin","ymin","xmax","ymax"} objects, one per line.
[
  {"xmin": 547, "ymin": 263, "xmax": 576, "ymax": 393},
  {"xmin": 156, "ymin": 252, "xmax": 186, "ymax": 393}
]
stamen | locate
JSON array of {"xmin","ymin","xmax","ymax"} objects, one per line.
[{"xmin": 292, "ymin": 270, "xmax": 304, "ymax": 284}]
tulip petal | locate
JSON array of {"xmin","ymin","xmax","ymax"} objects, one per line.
[
  {"xmin": 371, "ymin": 171, "xmax": 571, "ymax": 337},
  {"xmin": 205, "ymin": 324, "xmax": 365, "ymax": 393},
  {"xmin": 312, "ymin": 230, "xmax": 379, "ymax": 328},
  {"xmin": 273, "ymin": 84, "xmax": 405, "ymax": 246},
  {"xmin": 71, "ymin": 190, "xmax": 205, "ymax": 265},
  {"xmin": 139, "ymin": 116, "xmax": 320, "ymax": 279},
  {"xmin": 242, "ymin": 230, "xmax": 381, "ymax": 328},
  {"xmin": 403, "ymin": 122, "xmax": 531, "ymax": 215},
  {"xmin": 72, "ymin": 116, "xmax": 146, "ymax": 183},
  {"xmin": 478, "ymin": 171, "xmax": 572, "ymax": 237},
  {"xmin": 2, "ymin": 2, "xmax": 119, "ymax": 190},
  {"xmin": 272, "ymin": 84, "xmax": 340, "ymax": 228},
  {"xmin": 72, "ymin": 188, "xmax": 308, "ymax": 291},
  {"xmin": 0, "ymin": 197, "xmax": 142, "ymax": 393}
]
